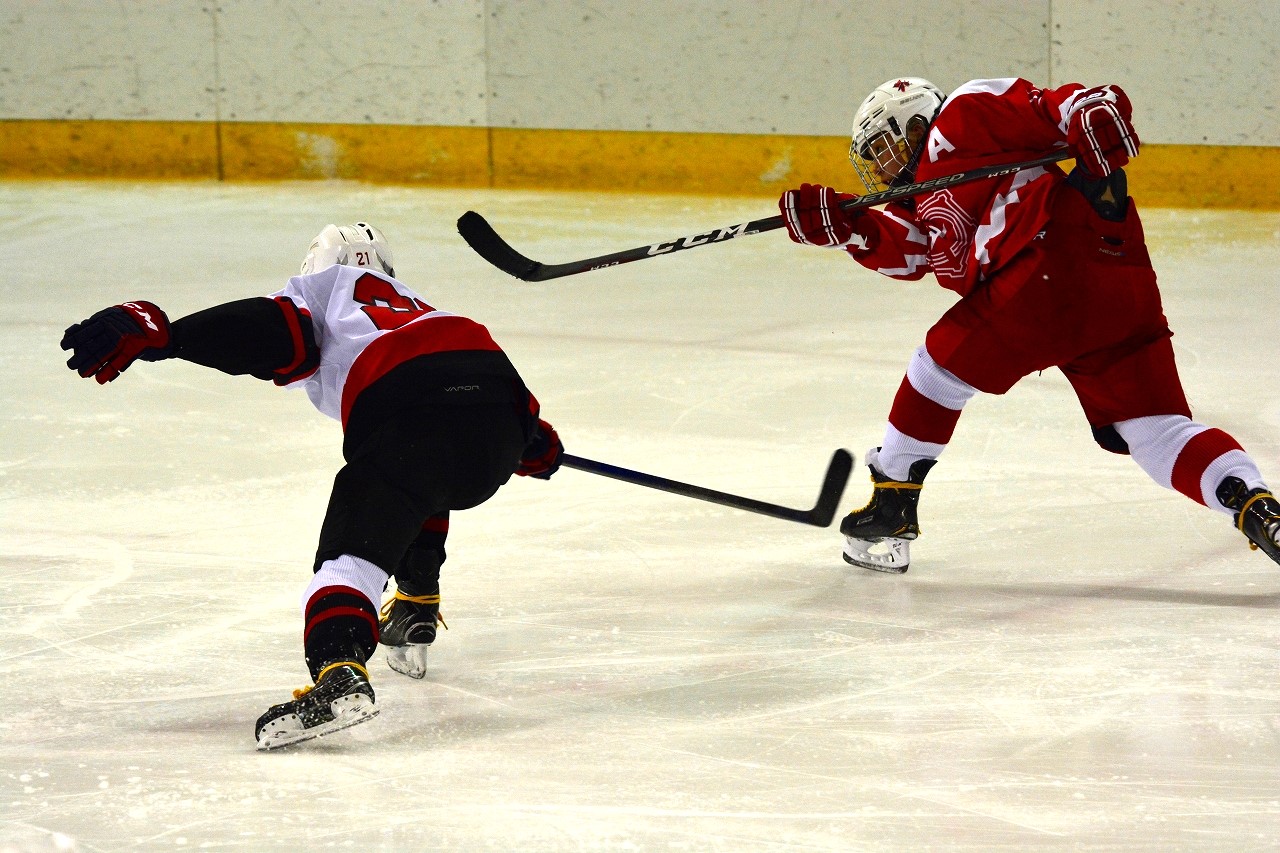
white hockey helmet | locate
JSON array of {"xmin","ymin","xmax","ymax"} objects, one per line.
[
  {"xmin": 300, "ymin": 222, "xmax": 395, "ymax": 277},
  {"xmin": 849, "ymin": 77, "xmax": 945, "ymax": 193}
]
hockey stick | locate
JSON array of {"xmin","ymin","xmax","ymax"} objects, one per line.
[
  {"xmin": 458, "ymin": 150, "xmax": 1072, "ymax": 281},
  {"xmin": 561, "ymin": 448, "xmax": 854, "ymax": 527}
]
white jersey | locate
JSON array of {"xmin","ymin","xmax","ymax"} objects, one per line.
[{"xmin": 270, "ymin": 264, "xmax": 503, "ymax": 426}]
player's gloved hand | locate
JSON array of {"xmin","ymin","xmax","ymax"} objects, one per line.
[
  {"xmin": 1067, "ymin": 87, "xmax": 1140, "ymax": 178},
  {"xmin": 517, "ymin": 418, "xmax": 563, "ymax": 480},
  {"xmin": 778, "ymin": 183, "xmax": 863, "ymax": 247},
  {"xmin": 60, "ymin": 301, "xmax": 173, "ymax": 384}
]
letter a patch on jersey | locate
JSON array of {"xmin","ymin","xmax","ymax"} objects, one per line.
[{"xmin": 927, "ymin": 130, "xmax": 956, "ymax": 163}]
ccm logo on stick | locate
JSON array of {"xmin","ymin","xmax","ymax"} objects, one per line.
[{"xmin": 646, "ymin": 222, "xmax": 749, "ymax": 255}]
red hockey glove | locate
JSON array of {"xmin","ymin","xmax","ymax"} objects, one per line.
[
  {"xmin": 1067, "ymin": 88, "xmax": 1141, "ymax": 178},
  {"xmin": 60, "ymin": 301, "xmax": 173, "ymax": 384},
  {"xmin": 517, "ymin": 419, "xmax": 563, "ymax": 480},
  {"xmin": 778, "ymin": 183, "xmax": 863, "ymax": 247}
]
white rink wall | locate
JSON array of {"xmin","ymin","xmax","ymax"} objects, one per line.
[{"xmin": 1, "ymin": 0, "xmax": 1276, "ymax": 146}]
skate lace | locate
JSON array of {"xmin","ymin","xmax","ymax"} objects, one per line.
[
  {"xmin": 379, "ymin": 591, "xmax": 448, "ymax": 631},
  {"xmin": 1238, "ymin": 492, "xmax": 1280, "ymax": 551},
  {"xmin": 849, "ymin": 477, "xmax": 923, "ymax": 515},
  {"xmin": 292, "ymin": 660, "xmax": 370, "ymax": 700}
]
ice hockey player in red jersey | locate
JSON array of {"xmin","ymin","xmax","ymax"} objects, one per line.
[
  {"xmin": 779, "ymin": 77, "xmax": 1280, "ymax": 574},
  {"xmin": 60, "ymin": 222, "xmax": 564, "ymax": 749}
]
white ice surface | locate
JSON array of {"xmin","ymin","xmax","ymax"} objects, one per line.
[{"xmin": 2, "ymin": 181, "xmax": 1279, "ymax": 852}]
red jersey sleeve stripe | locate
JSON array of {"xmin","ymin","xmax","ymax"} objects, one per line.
[
  {"xmin": 421, "ymin": 516, "xmax": 450, "ymax": 534},
  {"xmin": 272, "ymin": 297, "xmax": 319, "ymax": 384}
]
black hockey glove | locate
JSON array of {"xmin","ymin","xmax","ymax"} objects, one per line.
[
  {"xmin": 517, "ymin": 418, "xmax": 564, "ymax": 480},
  {"xmin": 61, "ymin": 301, "xmax": 173, "ymax": 384}
]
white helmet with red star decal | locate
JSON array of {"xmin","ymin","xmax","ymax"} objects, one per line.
[{"xmin": 849, "ymin": 77, "xmax": 945, "ymax": 193}]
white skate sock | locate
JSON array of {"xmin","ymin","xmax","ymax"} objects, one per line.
[{"xmin": 302, "ymin": 554, "xmax": 389, "ymax": 617}]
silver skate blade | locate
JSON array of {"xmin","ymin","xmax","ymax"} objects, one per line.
[
  {"xmin": 385, "ymin": 644, "xmax": 430, "ymax": 679},
  {"xmin": 255, "ymin": 696, "xmax": 379, "ymax": 751},
  {"xmin": 843, "ymin": 536, "xmax": 911, "ymax": 574}
]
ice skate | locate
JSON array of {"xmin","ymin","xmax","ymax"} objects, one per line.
[
  {"xmin": 1217, "ymin": 477, "xmax": 1280, "ymax": 566},
  {"xmin": 380, "ymin": 587, "xmax": 445, "ymax": 680},
  {"xmin": 255, "ymin": 661, "xmax": 378, "ymax": 751},
  {"xmin": 841, "ymin": 452, "xmax": 935, "ymax": 574}
]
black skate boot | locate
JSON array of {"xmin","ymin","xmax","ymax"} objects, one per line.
[
  {"xmin": 1216, "ymin": 477, "xmax": 1280, "ymax": 566},
  {"xmin": 840, "ymin": 451, "xmax": 936, "ymax": 574},
  {"xmin": 255, "ymin": 661, "xmax": 377, "ymax": 751},
  {"xmin": 380, "ymin": 542, "xmax": 446, "ymax": 680}
]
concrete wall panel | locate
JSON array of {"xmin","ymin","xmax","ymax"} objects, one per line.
[
  {"xmin": 0, "ymin": 2, "xmax": 218, "ymax": 121},
  {"xmin": 1052, "ymin": 0, "xmax": 1279, "ymax": 146},
  {"xmin": 215, "ymin": 1, "xmax": 489, "ymax": 126},
  {"xmin": 484, "ymin": 1, "xmax": 1047, "ymax": 136}
]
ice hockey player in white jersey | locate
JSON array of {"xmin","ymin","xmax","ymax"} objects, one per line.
[{"xmin": 60, "ymin": 222, "xmax": 564, "ymax": 750}]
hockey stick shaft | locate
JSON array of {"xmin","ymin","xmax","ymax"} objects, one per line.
[
  {"xmin": 560, "ymin": 449, "xmax": 854, "ymax": 528},
  {"xmin": 458, "ymin": 150, "xmax": 1072, "ymax": 281}
]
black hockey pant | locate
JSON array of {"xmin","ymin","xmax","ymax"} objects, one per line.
[{"xmin": 315, "ymin": 401, "xmax": 527, "ymax": 578}]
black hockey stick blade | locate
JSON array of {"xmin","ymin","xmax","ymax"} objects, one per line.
[
  {"xmin": 457, "ymin": 150, "xmax": 1072, "ymax": 281},
  {"xmin": 457, "ymin": 211, "xmax": 545, "ymax": 280},
  {"xmin": 561, "ymin": 448, "xmax": 855, "ymax": 527}
]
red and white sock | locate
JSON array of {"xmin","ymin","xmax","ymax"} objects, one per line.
[
  {"xmin": 877, "ymin": 346, "xmax": 976, "ymax": 480},
  {"xmin": 1114, "ymin": 414, "xmax": 1264, "ymax": 513}
]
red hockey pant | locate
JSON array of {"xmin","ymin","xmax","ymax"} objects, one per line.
[{"xmin": 923, "ymin": 188, "xmax": 1191, "ymax": 428}]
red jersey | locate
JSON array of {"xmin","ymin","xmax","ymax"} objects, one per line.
[{"xmin": 847, "ymin": 78, "xmax": 1132, "ymax": 295}]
